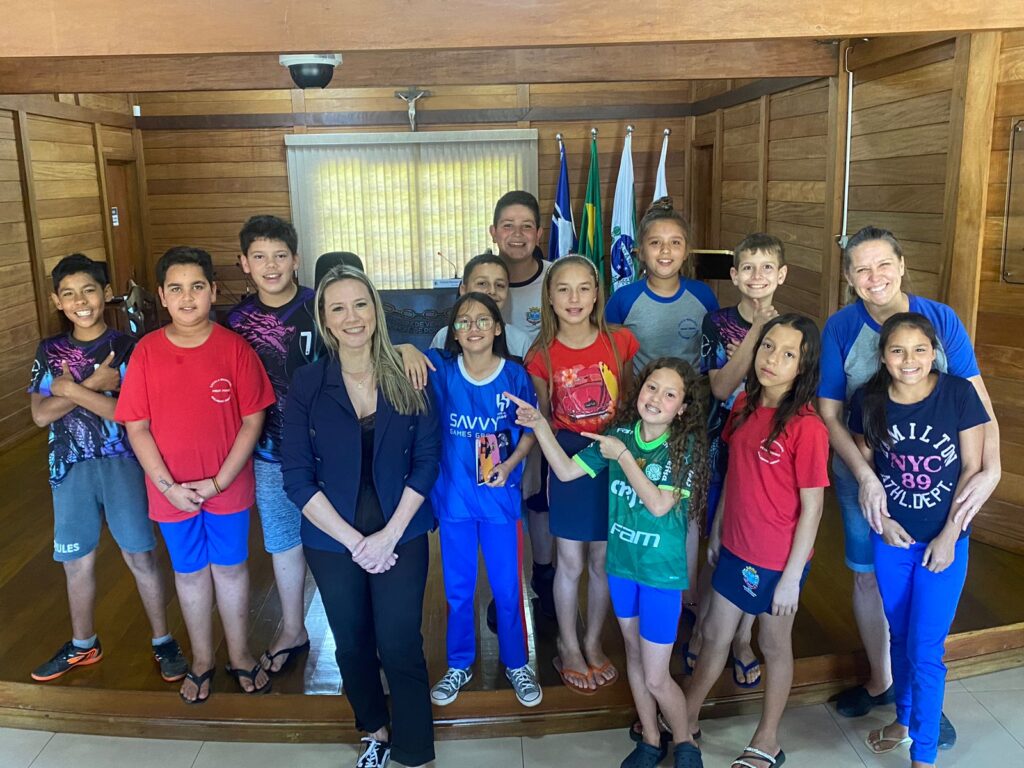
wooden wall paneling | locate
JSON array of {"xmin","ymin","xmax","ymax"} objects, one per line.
[
  {"xmin": 0, "ymin": 110, "xmax": 39, "ymax": 449},
  {"xmin": 943, "ymin": 33, "xmax": 1000, "ymax": 337},
  {"xmin": 822, "ymin": 49, "xmax": 850, "ymax": 319},
  {"xmin": 7, "ymin": 0, "xmax": 1024, "ymax": 57},
  {"xmin": 12, "ymin": 112, "xmax": 50, "ymax": 338},
  {"xmin": 712, "ymin": 111, "xmax": 724, "ymax": 250},
  {"xmin": 757, "ymin": 96, "xmax": 769, "ymax": 229},
  {"xmin": 132, "ymin": 129, "xmax": 154, "ymax": 290},
  {"xmin": 93, "ymin": 123, "xmax": 115, "ymax": 288}
]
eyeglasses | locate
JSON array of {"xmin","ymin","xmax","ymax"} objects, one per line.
[{"xmin": 452, "ymin": 317, "xmax": 495, "ymax": 332}]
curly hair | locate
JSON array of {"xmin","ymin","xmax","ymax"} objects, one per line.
[{"xmin": 609, "ymin": 356, "xmax": 709, "ymax": 521}]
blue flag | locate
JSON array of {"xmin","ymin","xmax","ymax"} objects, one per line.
[{"xmin": 548, "ymin": 140, "xmax": 577, "ymax": 260}]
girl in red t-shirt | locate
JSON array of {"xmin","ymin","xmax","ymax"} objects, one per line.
[
  {"xmin": 686, "ymin": 314, "xmax": 830, "ymax": 768},
  {"xmin": 524, "ymin": 255, "xmax": 639, "ymax": 695}
]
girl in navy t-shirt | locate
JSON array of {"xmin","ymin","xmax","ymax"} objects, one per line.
[
  {"xmin": 425, "ymin": 292, "xmax": 542, "ymax": 709},
  {"xmin": 848, "ymin": 312, "xmax": 989, "ymax": 766}
]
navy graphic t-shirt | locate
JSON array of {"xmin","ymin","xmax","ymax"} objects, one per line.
[
  {"xmin": 223, "ymin": 287, "xmax": 320, "ymax": 462},
  {"xmin": 28, "ymin": 328, "xmax": 136, "ymax": 487},
  {"xmin": 700, "ymin": 306, "xmax": 752, "ymax": 485},
  {"xmin": 848, "ymin": 373, "xmax": 989, "ymax": 543}
]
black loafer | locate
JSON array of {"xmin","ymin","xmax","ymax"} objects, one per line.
[
  {"xmin": 834, "ymin": 684, "xmax": 895, "ymax": 717},
  {"xmin": 938, "ymin": 711, "xmax": 957, "ymax": 750}
]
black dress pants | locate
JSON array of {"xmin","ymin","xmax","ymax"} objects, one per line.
[{"xmin": 305, "ymin": 536, "xmax": 433, "ymax": 766}]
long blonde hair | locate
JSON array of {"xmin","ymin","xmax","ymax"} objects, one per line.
[
  {"xmin": 314, "ymin": 266, "xmax": 427, "ymax": 415},
  {"xmin": 526, "ymin": 254, "xmax": 623, "ymax": 395}
]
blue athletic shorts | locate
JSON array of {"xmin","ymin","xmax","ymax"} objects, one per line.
[
  {"xmin": 51, "ymin": 457, "xmax": 155, "ymax": 562},
  {"xmin": 254, "ymin": 459, "xmax": 302, "ymax": 554},
  {"xmin": 158, "ymin": 508, "xmax": 250, "ymax": 573},
  {"xmin": 712, "ymin": 546, "xmax": 810, "ymax": 615},
  {"xmin": 833, "ymin": 457, "xmax": 875, "ymax": 573},
  {"xmin": 608, "ymin": 573, "xmax": 683, "ymax": 644}
]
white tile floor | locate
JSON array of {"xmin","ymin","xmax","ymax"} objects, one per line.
[{"xmin": 2, "ymin": 668, "xmax": 1022, "ymax": 768}]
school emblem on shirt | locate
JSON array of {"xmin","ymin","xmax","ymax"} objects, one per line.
[
  {"xmin": 757, "ymin": 439, "xmax": 785, "ymax": 465},
  {"xmin": 209, "ymin": 378, "xmax": 233, "ymax": 403},
  {"xmin": 677, "ymin": 317, "xmax": 699, "ymax": 340},
  {"xmin": 526, "ymin": 307, "xmax": 542, "ymax": 326},
  {"xmin": 742, "ymin": 565, "xmax": 760, "ymax": 597}
]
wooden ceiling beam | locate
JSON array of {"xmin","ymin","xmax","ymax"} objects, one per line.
[
  {"xmin": 0, "ymin": 41, "xmax": 838, "ymax": 93},
  {"xmin": 4, "ymin": 0, "xmax": 1023, "ymax": 58}
]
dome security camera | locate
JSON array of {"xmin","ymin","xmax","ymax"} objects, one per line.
[{"xmin": 279, "ymin": 54, "xmax": 342, "ymax": 89}]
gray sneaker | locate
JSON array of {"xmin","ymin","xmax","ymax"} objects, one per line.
[
  {"xmin": 505, "ymin": 664, "xmax": 542, "ymax": 707},
  {"xmin": 430, "ymin": 666, "xmax": 472, "ymax": 706}
]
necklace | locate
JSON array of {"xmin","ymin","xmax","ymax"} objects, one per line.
[{"xmin": 342, "ymin": 367, "xmax": 373, "ymax": 389}]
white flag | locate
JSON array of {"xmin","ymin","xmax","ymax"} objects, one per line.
[
  {"xmin": 653, "ymin": 130, "xmax": 669, "ymax": 201},
  {"xmin": 610, "ymin": 132, "xmax": 636, "ymax": 292}
]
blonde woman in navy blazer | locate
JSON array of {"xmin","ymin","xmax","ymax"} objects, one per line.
[{"xmin": 282, "ymin": 266, "xmax": 439, "ymax": 768}]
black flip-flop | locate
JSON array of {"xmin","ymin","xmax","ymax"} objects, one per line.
[
  {"xmin": 225, "ymin": 662, "xmax": 272, "ymax": 694},
  {"xmin": 179, "ymin": 667, "xmax": 214, "ymax": 705},
  {"xmin": 259, "ymin": 639, "xmax": 310, "ymax": 674}
]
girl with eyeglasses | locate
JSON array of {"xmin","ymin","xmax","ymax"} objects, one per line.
[{"xmin": 424, "ymin": 291, "xmax": 543, "ymax": 709}]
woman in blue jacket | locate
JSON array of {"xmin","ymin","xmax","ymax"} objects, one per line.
[{"xmin": 282, "ymin": 266, "xmax": 440, "ymax": 768}]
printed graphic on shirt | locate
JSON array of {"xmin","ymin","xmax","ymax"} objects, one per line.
[
  {"xmin": 879, "ymin": 422, "xmax": 958, "ymax": 512},
  {"xmin": 476, "ymin": 430, "xmax": 512, "ymax": 485},
  {"xmin": 28, "ymin": 330, "xmax": 136, "ymax": 487},
  {"xmin": 556, "ymin": 361, "xmax": 618, "ymax": 423}
]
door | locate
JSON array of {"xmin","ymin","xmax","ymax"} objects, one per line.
[{"xmin": 104, "ymin": 161, "xmax": 145, "ymax": 294}]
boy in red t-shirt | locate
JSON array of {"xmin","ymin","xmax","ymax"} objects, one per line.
[{"xmin": 116, "ymin": 246, "xmax": 275, "ymax": 704}]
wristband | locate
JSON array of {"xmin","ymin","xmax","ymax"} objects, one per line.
[
  {"xmin": 160, "ymin": 481, "xmax": 174, "ymax": 495},
  {"xmin": 211, "ymin": 476, "xmax": 223, "ymax": 495},
  {"xmin": 616, "ymin": 447, "xmax": 629, "ymax": 463}
]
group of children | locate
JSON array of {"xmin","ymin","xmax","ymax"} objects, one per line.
[{"xmin": 27, "ymin": 189, "xmax": 984, "ymax": 768}]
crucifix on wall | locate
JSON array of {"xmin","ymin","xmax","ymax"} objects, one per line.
[{"xmin": 395, "ymin": 87, "xmax": 430, "ymax": 131}]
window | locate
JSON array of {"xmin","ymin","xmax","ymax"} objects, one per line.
[{"xmin": 285, "ymin": 130, "xmax": 538, "ymax": 289}]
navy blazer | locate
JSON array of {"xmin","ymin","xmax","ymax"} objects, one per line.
[{"xmin": 281, "ymin": 356, "xmax": 440, "ymax": 553}]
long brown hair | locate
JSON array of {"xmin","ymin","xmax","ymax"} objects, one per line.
[
  {"xmin": 314, "ymin": 266, "xmax": 427, "ymax": 415},
  {"xmin": 609, "ymin": 357, "xmax": 709, "ymax": 520},
  {"xmin": 525, "ymin": 255, "xmax": 623, "ymax": 398},
  {"xmin": 731, "ymin": 314, "xmax": 821, "ymax": 450}
]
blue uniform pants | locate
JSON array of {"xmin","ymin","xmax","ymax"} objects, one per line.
[
  {"xmin": 439, "ymin": 517, "xmax": 528, "ymax": 670},
  {"xmin": 873, "ymin": 534, "xmax": 969, "ymax": 765}
]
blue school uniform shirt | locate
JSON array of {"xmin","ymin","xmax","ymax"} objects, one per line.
[
  {"xmin": 425, "ymin": 349, "xmax": 536, "ymax": 524},
  {"xmin": 848, "ymin": 374, "xmax": 989, "ymax": 543},
  {"xmin": 28, "ymin": 329, "xmax": 136, "ymax": 487},
  {"xmin": 818, "ymin": 296, "xmax": 980, "ymax": 406},
  {"xmin": 223, "ymin": 287, "xmax": 319, "ymax": 462},
  {"xmin": 605, "ymin": 277, "xmax": 718, "ymax": 371}
]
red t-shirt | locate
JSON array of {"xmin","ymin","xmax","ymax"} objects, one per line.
[
  {"xmin": 525, "ymin": 328, "xmax": 639, "ymax": 434},
  {"xmin": 115, "ymin": 324, "xmax": 275, "ymax": 523},
  {"xmin": 721, "ymin": 392, "xmax": 830, "ymax": 571}
]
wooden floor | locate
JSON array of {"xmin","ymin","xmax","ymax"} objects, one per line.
[{"xmin": 1, "ymin": 431, "xmax": 1023, "ymax": 741}]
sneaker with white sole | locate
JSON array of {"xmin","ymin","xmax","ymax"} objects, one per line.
[
  {"xmin": 505, "ymin": 664, "xmax": 542, "ymax": 707},
  {"xmin": 355, "ymin": 736, "xmax": 390, "ymax": 768},
  {"xmin": 430, "ymin": 666, "xmax": 472, "ymax": 706}
]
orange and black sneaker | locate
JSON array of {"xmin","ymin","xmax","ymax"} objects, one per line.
[
  {"xmin": 31, "ymin": 639, "xmax": 103, "ymax": 682},
  {"xmin": 152, "ymin": 637, "xmax": 188, "ymax": 682}
]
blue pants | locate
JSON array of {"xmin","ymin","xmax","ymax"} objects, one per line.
[
  {"xmin": 439, "ymin": 517, "xmax": 528, "ymax": 670},
  {"xmin": 873, "ymin": 534, "xmax": 969, "ymax": 765}
]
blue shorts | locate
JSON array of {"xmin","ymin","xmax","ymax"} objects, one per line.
[
  {"xmin": 608, "ymin": 573, "xmax": 683, "ymax": 644},
  {"xmin": 158, "ymin": 508, "xmax": 250, "ymax": 573},
  {"xmin": 834, "ymin": 457, "xmax": 875, "ymax": 573},
  {"xmin": 549, "ymin": 431, "xmax": 608, "ymax": 542},
  {"xmin": 712, "ymin": 546, "xmax": 811, "ymax": 615},
  {"xmin": 51, "ymin": 457, "xmax": 155, "ymax": 562},
  {"xmin": 254, "ymin": 459, "xmax": 302, "ymax": 554}
]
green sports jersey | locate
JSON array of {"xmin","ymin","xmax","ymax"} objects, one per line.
[{"xmin": 574, "ymin": 421, "xmax": 691, "ymax": 590}]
